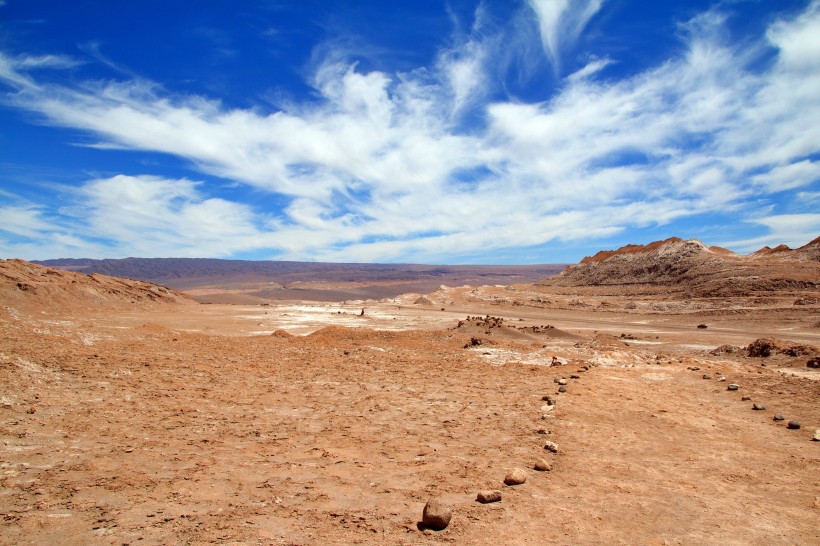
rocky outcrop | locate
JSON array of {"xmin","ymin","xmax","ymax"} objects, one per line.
[{"xmin": 538, "ymin": 236, "xmax": 820, "ymax": 297}]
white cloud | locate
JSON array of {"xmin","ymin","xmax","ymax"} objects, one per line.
[
  {"xmin": 0, "ymin": 205, "xmax": 54, "ymax": 239},
  {"xmin": 0, "ymin": 176, "xmax": 274, "ymax": 259},
  {"xmin": 720, "ymin": 213, "xmax": 820, "ymax": 252},
  {"xmin": 0, "ymin": 2, "xmax": 819, "ymax": 262},
  {"xmin": 526, "ymin": 0, "xmax": 604, "ymax": 74}
]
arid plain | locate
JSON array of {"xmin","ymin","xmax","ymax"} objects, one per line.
[{"xmin": 1, "ymin": 237, "xmax": 818, "ymax": 545}]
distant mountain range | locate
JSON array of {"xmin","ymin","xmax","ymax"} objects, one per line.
[{"xmin": 31, "ymin": 258, "xmax": 568, "ymax": 302}]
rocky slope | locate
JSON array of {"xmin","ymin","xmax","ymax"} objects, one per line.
[
  {"xmin": 539, "ymin": 236, "xmax": 820, "ymax": 297},
  {"xmin": 0, "ymin": 259, "xmax": 193, "ymax": 311}
]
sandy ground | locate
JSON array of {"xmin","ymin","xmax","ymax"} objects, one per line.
[{"xmin": 1, "ymin": 284, "xmax": 818, "ymax": 545}]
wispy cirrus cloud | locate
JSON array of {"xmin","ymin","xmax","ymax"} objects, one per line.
[
  {"xmin": 0, "ymin": 2, "xmax": 818, "ymax": 262},
  {"xmin": 526, "ymin": 0, "xmax": 604, "ymax": 75}
]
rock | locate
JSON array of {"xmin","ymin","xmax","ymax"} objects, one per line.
[
  {"xmin": 533, "ymin": 459, "xmax": 552, "ymax": 472},
  {"xmin": 570, "ymin": 374, "xmax": 580, "ymax": 379},
  {"xmin": 752, "ymin": 403, "xmax": 766, "ymax": 410},
  {"xmin": 741, "ymin": 396, "xmax": 751, "ymax": 401},
  {"xmin": 747, "ymin": 338, "xmax": 779, "ymax": 357},
  {"xmin": 787, "ymin": 421, "xmax": 801, "ymax": 430},
  {"xmin": 544, "ymin": 441, "xmax": 559, "ymax": 453},
  {"xmin": 422, "ymin": 498, "xmax": 452, "ymax": 530},
  {"xmin": 476, "ymin": 490, "xmax": 502, "ymax": 503},
  {"xmin": 702, "ymin": 374, "xmax": 711, "ymax": 380},
  {"xmin": 542, "ymin": 395, "xmax": 556, "ymax": 405},
  {"xmin": 541, "ymin": 404, "xmax": 555, "ymax": 413},
  {"xmin": 807, "ymin": 357, "xmax": 820, "ymax": 369},
  {"xmin": 503, "ymin": 468, "xmax": 527, "ymax": 486},
  {"xmin": 813, "ymin": 429, "xmax": 820, "ymax": 441},
  {"xmin": 718, "ymin": 376, "xmax": 727, "ymax": 382},
  {"xmin": 773, "ymin": 414, "xmax": 785, "ymax": 421},
  {"xmin": 558, "ymin": 386, "xmax": 567, "ymax": 393},
  {"xmin": 727, "ymin": 384, "xmax": 739, "ymax": 391},
  {"xmin": 557, "ymin": 378, "xmax": 568, "ymax": 385}
]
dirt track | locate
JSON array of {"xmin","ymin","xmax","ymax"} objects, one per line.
[{"xmin": 1, "ymin": 283, "xmax": 819, "ymax": 545}]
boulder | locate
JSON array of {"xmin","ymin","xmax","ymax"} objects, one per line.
[
  {"xmin": 533, "ymin": 459, "xmax": 552, "ymax": 472},
  {"xmin": 503, "ymin": 468, "xmax": 527, "ymax": 486},
  {"xmin": 476, "ymin": 490, "xmax": 502, "ymax": 503},
  {"xmin": 422, "ymin": 498, "xmax": 452, "ymax": 530}
]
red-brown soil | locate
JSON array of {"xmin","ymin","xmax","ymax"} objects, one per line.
[{"xmin": 1, "ymin": 258, "xmax": 818, "ymax": 545}]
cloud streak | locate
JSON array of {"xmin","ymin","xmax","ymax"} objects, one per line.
[
  {"xmin": 0, "ymin": 2, "xmax": 819, "ymax": 262},
  {"xmin": 526, "ymin": 0, "xmax": 604, "ymax": 75}
]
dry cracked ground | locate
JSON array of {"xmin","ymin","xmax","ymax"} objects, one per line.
[{"xmin": 1, "ymin": 284, "xmax": 818, "ymax": 545}]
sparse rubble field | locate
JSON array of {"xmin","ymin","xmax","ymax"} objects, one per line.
[{"xmin": 1, "ymin": 254, "xmax": 818, "ymax": 545}]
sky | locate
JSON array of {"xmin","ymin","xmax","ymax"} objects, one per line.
[{"xmin": 1, "ymin": 0, "xmax": 819, "ymax": 264}]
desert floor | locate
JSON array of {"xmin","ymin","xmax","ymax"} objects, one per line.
[{"xmin": 1, "ymin": 284, "xmax": 818, "ymax": 545}]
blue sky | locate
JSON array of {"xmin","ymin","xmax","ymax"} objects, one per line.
[{"xmin": 1, "ymin": 0, "xmax": 819, "ymax": 264}]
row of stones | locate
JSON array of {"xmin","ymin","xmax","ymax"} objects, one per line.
[{"xmin": 421, "ymin": 368, "xmax": 585, "ymax": 530}]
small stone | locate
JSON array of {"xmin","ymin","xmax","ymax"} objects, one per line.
[
  {"xmin": 718, "ymin": 376, "xmax": 727, "ymax": 382},
  {"xmin": 558, "ymin": 386, "xmax": 567, "ymax": 393},
  {"xmin": 533, "ymin": 459, "xmax": 552, "ymax": 472},
  {"xmin": 787, "ymin": 421, "xmax": 801, "ymax": 430},
  {"xmin": 773, "ymin": 414, "xmax": 785, "ymax": 421},
  {"xmin": 422, "ymin": 498, "xmax": 452, "ymax": 530},
  {"xmin": 702, "ymin": 374, "xmax": 711, "ymax": 380},
  {"xmin": 542, "ymin": 395, "xmax": 555, "ymax": 405},
  {"xmin": 752, "ymin": 403, "xmax": 766, "ymax": 410},
  {"xmin": 536, "ymin": 428, "xmax": 549, "ymax": 434},
  {"xmin": 812, "ymin": 429, "xmax": 820, "ymax": 441},
  {"xmin": 570, "ymin": 375, "xmax": 580, "ymax": 379},
  {"xmin": 541, "ymin": 404, "xmax": 555, "ymax": 413},
  {"xmin": 544, "ymin": 441, "xmax": 559, "ymax": 453},
  {"xmin": 741, "ymin": 396, "xmax": 751, "ymax": 401},
  {"xmin": 503, "ymin": 468, "xmax": 527, "ymax": 486},
  {"xmin": 476, "ymin": 490, "xmax": 502, "ymax": 503},
  {"xmin": 557, "ymin": 378, "xmax": 568, "ymax": 385},
  {"xmin": 727, "ymin": 384, "xmax": 739, "ymax": 391}
]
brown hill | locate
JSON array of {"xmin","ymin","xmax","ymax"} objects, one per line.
[
  {"xmin": 539, "ymin": 236, "xmax": 820, "ymax": 297},
  {"xmin": 0, "ymin": 259, "xmax": 193, "ymax": 312}
]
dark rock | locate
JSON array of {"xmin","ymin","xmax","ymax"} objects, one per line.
[
  {"xmin": 727, "ymin": 384, "xmax": 739, "ymax": 391},
  {"xmin": 542, "ymin": 395, "xmax": 555, "ymax": 405},
  {"xmin": 747, "ymin": 338, "xmax": 778, "ymax": 357},
  {"xmin": 787, "ymin": 421, "xmax": 801, "ymax": 430},
  {"xmin": 807, "ymin": 357, "xmax": 820, "ymax": 369},
  {"xmin": 422, "ymin": 498, "xmax": 452, "ymax": 530},
  {"xmin": 558, "ymin": 386, "xmax": 567, "ymax": 393},
  {"xmin": 741, "ymin": 396, "xmax": 751, "ymax": 401},
  {"xmin": 702, "ymin": 374, "xmax": 712, "ymax": 380},
  {"xmin": 773, "ymin": 414, "xmax": 785, "ymax": 421}
]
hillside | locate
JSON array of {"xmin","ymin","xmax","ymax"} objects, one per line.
[
  {"xmin": 0, "ymin": 259, "xmax": 193, "ymax": 312},
  {"xmin": 539, "ymin": 236, "xmax": 820, "ymax": 297}
]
